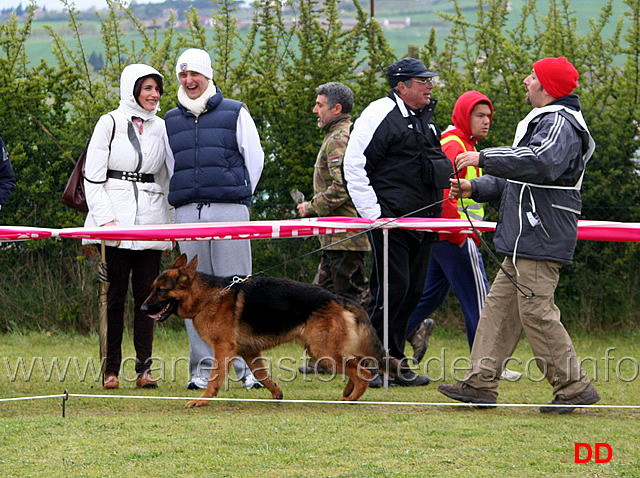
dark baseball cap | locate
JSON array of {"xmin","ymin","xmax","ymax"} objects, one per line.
[{"xmin": 387, "ymin": 58, "xmax": 437, "ymax": 87}]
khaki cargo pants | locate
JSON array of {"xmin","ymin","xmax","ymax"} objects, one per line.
[{"xmin": 465, "ymin": 257, "xmax": 592, "ymax": 399}]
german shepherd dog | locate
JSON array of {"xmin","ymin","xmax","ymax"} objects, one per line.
[{"xmin": 141, "ymin": 254, "xmax": 398, "ymax": 407}]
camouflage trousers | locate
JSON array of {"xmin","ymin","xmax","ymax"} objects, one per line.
[{"xmin": 313, "ymin": 250, "xmax": 370, "ymax": 308}]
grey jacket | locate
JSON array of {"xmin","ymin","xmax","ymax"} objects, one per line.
[{"xmin": 471, "ymin": 95, "xmax": 595, "ymax": 264}]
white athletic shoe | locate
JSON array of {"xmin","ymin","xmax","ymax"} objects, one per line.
[
  {"xmin": 241, "ymin": 374, "xmax": 264, "ymax": 389},
  {"xmin": 501, "ymin": 368, "xmax": 523, "ymax": 381},
  {"xmin": 186, "ymin": 376, "xmax": 208, "ymax": 390}
]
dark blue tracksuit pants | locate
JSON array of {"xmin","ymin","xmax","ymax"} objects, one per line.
[{"xmin": 406, "ymin": 238, "xmax": 489, "ymax": 349}]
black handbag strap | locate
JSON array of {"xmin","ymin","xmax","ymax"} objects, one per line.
[
  {"xmin": 83, "ymin": 113, "xmax": 116, "ymax": 184},
  {"xmin": 107, "ymin": 113, "xmax": 116, "ymax": 152}
]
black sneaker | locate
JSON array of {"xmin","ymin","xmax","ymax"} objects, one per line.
[
  {"xmin": 540, "ymin": 383, "xmax": 600, "ymax": 414},
  {"xmin": 408, "ymin": 318, "xmax": 434, "ymax": 363},
  {"xmin": 368, "ymin": 374, "xmax": 384, "ymax": 388},
  {"xmin": 298, "ymin": 359, "xmax": 332, "ymax": 375},
  {"xmin": 390, "ymin": 370, "xmax": 431, "ymax": 387},
  {"xmin": 438, "ymin": 382, "xmax": 497, "ymax": 407},
  {"xmin": 298, "ymin": 363, "xmax": 317, "ymax": 375}
]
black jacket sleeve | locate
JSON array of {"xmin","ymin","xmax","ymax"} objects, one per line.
[{"xmin": 0, "ymin": 136, "xmax": 16, "ymax": 208}]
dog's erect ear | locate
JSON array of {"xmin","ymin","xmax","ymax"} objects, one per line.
[
  {"xmin": 172, "ymin": 253, "xmax": 188, "ymax": 269},
  {"xmin": 176, "ymin": 255, "xmax": 198, "ymax": 289},
  {"xmin": 183, "ymin": 255, "xmax": 198, "ymax": 276}
]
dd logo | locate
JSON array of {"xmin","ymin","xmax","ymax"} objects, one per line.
[{"xmin": 574, "ymin": 443, "xmax": 612, "ymax": 463}]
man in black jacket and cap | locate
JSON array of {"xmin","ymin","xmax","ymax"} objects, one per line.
[{"xmin": 343, "ymin": 58, "xmax": 452, "ymax": 386}]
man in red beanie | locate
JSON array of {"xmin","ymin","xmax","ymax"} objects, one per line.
[{"xmin": 438, "ymin": 57, "xmax": 599, "ymax": 413}]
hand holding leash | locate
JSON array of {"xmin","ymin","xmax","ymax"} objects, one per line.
[
  {"xmin": 451, "ymin": 159, "xmax": 535, "ymax": 300},
  {"xmin": 449, "ymin": 176, "xmax": 472, "ymax": 199}
]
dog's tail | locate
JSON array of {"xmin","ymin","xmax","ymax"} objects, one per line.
[{"xmin": 345, "ymin": 301, "xmax": 401, "ymax": 377}]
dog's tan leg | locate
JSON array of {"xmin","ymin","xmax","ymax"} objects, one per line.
[
  {"xmin": 342, "ymin": 378, "xmax": 355, "ymax": 398},
  {"xmin": 244, "ymin": 354, "xmax": 283, "ymax": 400},
  {"xmin": 339, "ymin": 359, "xmax": 370, "ymax": 401},
  {"xmin": 186, "ymin": 341, "xmax": 235, "ymax": 408}
]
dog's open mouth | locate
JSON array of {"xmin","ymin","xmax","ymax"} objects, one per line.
[{"xmin": 144, "ymin": 300, "xmax": 178, "ymax": 322}]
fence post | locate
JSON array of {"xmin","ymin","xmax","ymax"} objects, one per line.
[{"xmin": 383, "ymin": 227, "xmax": 389, "ymax": 390}]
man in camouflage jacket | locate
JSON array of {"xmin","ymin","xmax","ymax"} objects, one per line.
[{"xmin": 298, "ymin": 82, "xmax": 370, "ymax": 308}]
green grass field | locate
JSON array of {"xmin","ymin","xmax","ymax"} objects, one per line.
[{"xmin": 1, "ymin": 328, "xmax": 639, "ymax": 476}]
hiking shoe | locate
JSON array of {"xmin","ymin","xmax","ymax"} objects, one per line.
[
  {"xmin": 103, "ymin": 374, "xmax": 119, "ymax": 390},
  {"xmin": 187, "ymin": 376, "xmax": 208, "ymax": 390},
  {"xmin": 438, "ymin": 382, "xmax": 497, "ymax": 406},
  {"xmin": 408, "ymin": 318, "xmax": 434, "ymax": 363},
  {"xmin": 391, "ymin": 370, "xmax": 431, "ymax": 387},
  {"xmin": 241, "ymin": 375, "xmax": 264, "ymax": 390},
  {"xmin": 501, "ymin": 368, "xmax": 523, "ymax": 381},
  {"xmin": 136, "ymin": 371, "xmax": 158, "ymax": 389},
  {"xmin": 540, "ymin": 383, "xmax": 600, "ymax": 414}
]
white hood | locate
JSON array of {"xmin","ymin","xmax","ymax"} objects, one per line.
[{"xmin": 118, "ymin": 63, "xmax": 163, "ymax": 121}]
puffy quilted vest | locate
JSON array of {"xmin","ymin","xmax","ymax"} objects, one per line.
[{"xmin": 166, "ymin": 91, "xmax": 252, "ymax": 207}]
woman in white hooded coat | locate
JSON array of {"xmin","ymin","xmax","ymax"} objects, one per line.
[{"xmin": 84, "ymin": 64, "xmax": 173, "ymax": 390}]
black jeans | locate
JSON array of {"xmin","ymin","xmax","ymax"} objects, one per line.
[
  {"xmin": 104, "ymin": 247, "xmax": 162, "ymax": 377},
  {"xmin": 367, "ymin": 229, "xmax": 432, "ymax": 362}
]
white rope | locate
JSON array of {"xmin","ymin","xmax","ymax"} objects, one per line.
[
  {"xmin": 1, "ymin": 392, "xmax": 639, "ymax": 410},
  {"xmin": 0, "ymin": 394, "xmax": 66, "ymax": 402}
]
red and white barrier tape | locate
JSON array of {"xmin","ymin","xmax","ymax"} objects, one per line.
[{"xmin": 1, "ymin": 217, "xmax": 639, "ymax": 242}]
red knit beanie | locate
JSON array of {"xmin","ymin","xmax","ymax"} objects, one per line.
[{"xmin": 533, "ymin": 57, "xmax": 579, "ymax": 98}]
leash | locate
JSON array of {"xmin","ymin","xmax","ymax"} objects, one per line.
[
  {"xmin": 451, "ymin": 168, "xmax": 535, "ymax": 299},
  {"xmin": 219, "ymin": 173, "xmax": 535, "ymax": 299},
  {"xmin": 230, "ymin": 197, "xmax": 450, "ymax": 286}
]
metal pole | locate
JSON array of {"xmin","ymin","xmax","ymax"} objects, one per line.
[
  {"xmin": 62, "ymin": 389, "xmax": 68, "ymax": 417},
  {"xmin": 383, "ymin": 227, "xmax": 389, "ymax": 390}
]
